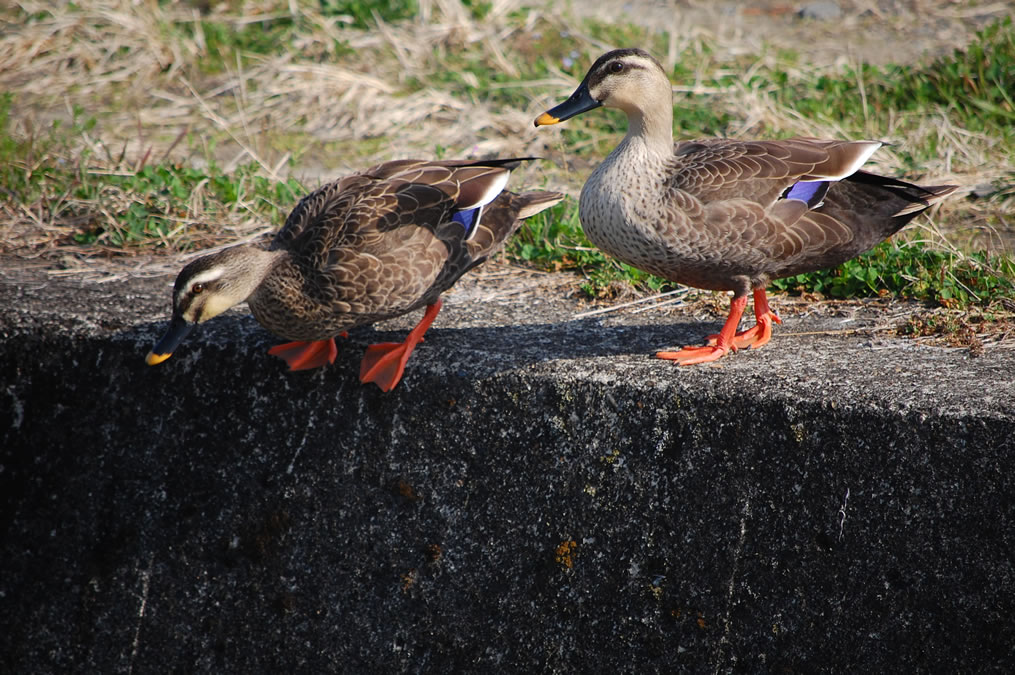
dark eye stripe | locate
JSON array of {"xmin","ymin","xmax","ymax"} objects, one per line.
[{"xmin": 588, "ymin": 60, "xmax": 642, "ymax": 90}]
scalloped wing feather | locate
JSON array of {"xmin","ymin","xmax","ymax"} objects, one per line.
[
  {"xmin": 262, "ymin": 159, "xmax": 559, "ymax": 332},
  {"xmin": 668, "ymin": 137, "xmax": 882, "ymax": 208}
]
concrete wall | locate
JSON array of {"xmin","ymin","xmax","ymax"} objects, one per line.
[{"xmin": 2, "ymin": 268, "xmax": 1013, "ymax": 672}]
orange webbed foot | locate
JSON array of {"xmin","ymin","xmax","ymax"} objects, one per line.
[
  {"xmin": 706, "ymin": 312, "xmax": 781, "ymax": 350},
  {"xmin": 656, "ymin": 344, "xmax": 733, "ymax": 365},
  {"xmin": 268, "ymin": 333, "xmax": 345, "ymax": 371},
  {"xmin": 705, "ymin": 288, "xmax": 782, "ymax": 350},
  {"xmin": 658, "ymin": 294, "xmax": 749, "ymax": 366},
  {"xmin": 359, "ymin": 342, "xmax": 417, "ymax": 392},
  {"xmin": 359, "ymin": 300, "xmax": 443, "ymax": 392}
]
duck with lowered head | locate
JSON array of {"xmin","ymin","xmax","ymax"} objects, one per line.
[
  {"xmin": 535, "ymin": 48, "xmax": 957, "ymax": 365},
  {"xmin": 146, "ymin": 158, "xmax": 562, "ymax": 391}
]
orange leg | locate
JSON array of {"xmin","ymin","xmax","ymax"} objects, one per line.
[
  {"xmin": 359, "ymin": 299, "xmax": 443, "ymax": 392},
  {"xmin": 657, "ymin": 294, "xmax": 748, "ymax": 365},
  {"xmin": 706, "ymin": 288, "xmax": 782, "ymax": 350},
  {"xmin": 268, "ymin": 332, "xmax": 347, "ymax": 371}
]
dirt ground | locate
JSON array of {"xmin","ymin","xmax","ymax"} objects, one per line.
[{"xmin": 566, "ymin": 0, "xmax": 1008, "ymax": 66}]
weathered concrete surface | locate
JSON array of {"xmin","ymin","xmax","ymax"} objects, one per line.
[{"xmin": 2, "ymin": 261, "xmax": 1014, "ymax": 673}]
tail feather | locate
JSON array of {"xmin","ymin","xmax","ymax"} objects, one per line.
[
  {"xmin": 893, "ymin": 184, "xmax": 959, "ymax": 216},
  {"xmin": 471, "ymin": 190, "xmax": 563, "ymax": 249},
  {"xmin": 794, "ymin": 172, "xmax": 961, "ymax": 268},
  {"xmin": 846, "ymin": 171, "xmax": 959, "ymax": 217},
  {"xmin": 514, "ymin": 191, "xmax": 565, "ymax": 219}
]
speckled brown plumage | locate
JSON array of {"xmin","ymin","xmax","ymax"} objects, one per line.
[
  {"xmin": 536, "ymin": 48, "xmax": 958, "ymax": 364},
  {"xmin": 250, "ymin": 158, "xmax": 555, "ymax": 340},
  {"xmin": 147, "ymin": 157, "xmax": 562, "ymax": 386}
]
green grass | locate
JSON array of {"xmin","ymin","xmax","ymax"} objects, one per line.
[
  {"xmin": 1, "ymin": 93, "xmax": 302, "ymax": 250},
  {"xmin": 319, "ymin": 0, "xmax": 417, "ymax": 29},
  {"xmin": 160, "ymin": 0, "xmax": 424, "ymax": 74},
  {"xmin": 770, "ymin": 241, "xmax": 1015, "ymax": 308},
  {"xmin": 186, "ymin": 19, "xmax": 293, "ymax": 72},
  {"xmin": 764, "ymin": 17, "xmax": 1015, "ymax": 165},
  {"xmin": 7, "ymin": 158, "xmax": 303, "ymax": 250},
  {"xmin": 73, "ymin": 163, "xmax": 303, "ymax": 247}
]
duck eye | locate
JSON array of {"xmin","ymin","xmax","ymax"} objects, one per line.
[
  {"xmin": 192, "ymin": 283, "xmax": 205, "ymax": 294},
  {"xmin": 610, "ymin": 61, "xmax": 624, "ymax": 73}
]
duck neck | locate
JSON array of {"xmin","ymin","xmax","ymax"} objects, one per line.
[
  {"xmin": 228, "ymin": 245, "xmax": 287, "ymax": 302},
  {"xmin": 622, "ymin": 98, "xmax": 673, "ymax": 162}
]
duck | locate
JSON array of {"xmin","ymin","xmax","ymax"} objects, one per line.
[
  {"xmin": 146, "ymin": 158, "xmax": 562, "ymax": 391},
  {"xmin": 534, "ymin": 48, "xmax": 957, "ymax": 365}
]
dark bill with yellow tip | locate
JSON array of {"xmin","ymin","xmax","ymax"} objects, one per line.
[
  {"xmin": 533, "ymin": 82, "xmax": 602, "ymax": 127},
  {"xmin": 534, "ymin": 111, "xmax": 561, "ymax": 126},
  {"xmin": 146, "ymin": 316, "xmax": 193, "ymax": 366},
  {"xmin": 145, "ymin": 351, "xmax": 173, "ymax": 366}
]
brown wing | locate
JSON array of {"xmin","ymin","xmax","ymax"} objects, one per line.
[
  {"xmin": 272, "ymin": 157, "xmax": 529, "ymax": 247},
  {"xmin": 268, "ymin": 158, "xmax": 550, "ymax": 318},
  {"xmin": 668, "ymin": 137, "xmax": 879, "ymax": 206},
  {"xmin": 370, "ymin": 157, "xmax": 536, "ymax": 212},
  {"xmin": 264, "ymin": 156, "xmax": 560, "ymax": 325},
  {"xmin": 662, "ymin": 138, "xmax": 880, "ymax": 279},
  {"xmin": 270, "ymin": 178, "xmax": 455, "ymax": 319},
  {"xmin": 270, "ymin": 173, "xmax": 374, "ymax": 250}
]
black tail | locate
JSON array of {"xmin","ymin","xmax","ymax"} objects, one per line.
[{"xmin": 846, "ymin": 171, "xmax": 959, "ymax": 220}]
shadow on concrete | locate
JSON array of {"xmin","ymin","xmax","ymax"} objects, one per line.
[{"xmin": 2, "ymin": 266, "xmax": 1014, "ymax": 672}]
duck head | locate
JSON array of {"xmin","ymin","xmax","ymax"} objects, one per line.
[
  {"xmin": 146, "ymin": 246, "xmax": 274, "ymax": 365},
  {"xmin": 534, "ymin": 48, "xmax": 670, "ymax": 126}
]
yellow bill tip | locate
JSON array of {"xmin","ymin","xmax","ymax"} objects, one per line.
[
  {"xmin": 534, "ymin": 112, "xmax": 560, "ymax": 127},
  {"xmin": 146, "ymin": 351, "xmax": 172, "ymax": 366}
]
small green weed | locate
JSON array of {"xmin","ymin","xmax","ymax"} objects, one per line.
[
  {"xmin": 319, "ymin": 0, "xmax": 417, "ymax": 29},
  {"xmin": 69, "ymin": 163, "xmax": 303, "ymax": 248},
  {"xmin": 190, "ymin": 18, "xmax": 293, "ymax": 71},
  {"xmin": 770, "ymin": 240, "xmax": 1015, "ymax": 309},
  {"xmin": 460, "ymin": 0, "xmax": 492, "ymax": 21},
  {"xmin": 508, "ymin": 199, "xmax": 600, "ymax": 270}
]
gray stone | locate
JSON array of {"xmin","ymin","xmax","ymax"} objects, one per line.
[
  {"xmin": 2, "ymin": 262, "xmax": 1013, "ymax": 672},
  {"xmin": 798, "ymin": 1, "xmax": 842, "ymax": 21}
]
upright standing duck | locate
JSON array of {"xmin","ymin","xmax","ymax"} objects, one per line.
[
  {"xmin": 535, "ymin": 48, "xmax": 957, "ymax": 364},
  {"xmin": 146, "ymin": 158, "xmax": 562, "ymax": 391}
]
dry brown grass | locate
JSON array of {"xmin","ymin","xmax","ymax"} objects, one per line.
[
  {"xmin": 3, "ymin": 1, "xmax": 1007, "ymax": 169},
  {"xmin": 1, "ymin": 0, "xmax": 562, "ymax": 176},
  {"xmin": 1, "ymin": 0, "xmax": 1011, "ymax": 268}
]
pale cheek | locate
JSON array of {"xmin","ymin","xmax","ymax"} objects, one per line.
[
  {"xmin": 181, "ymin": 303, "xmax": 200, "ymax": 323},
  {"xmin": 197, "ymin": 294, "xmax": 236, "ymax": 322},
  {"xmin": 610, "ymin": 93, "xmax": 641, "ymax": 114}
]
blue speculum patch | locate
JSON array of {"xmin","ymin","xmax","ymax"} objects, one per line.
[
  {"xmin": 452, "ymin": 207, "xmax": 480, "ymax": 235},
  {"xmin": 784, "ymin": 181, "xmax": 829, "ymax": 208}
]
